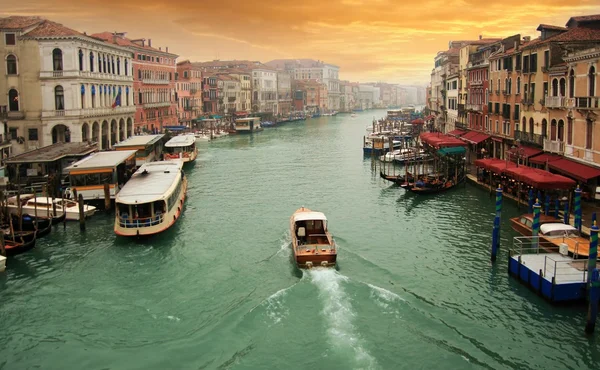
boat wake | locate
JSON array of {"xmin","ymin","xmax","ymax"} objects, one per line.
[
  {"xmin": 307, "ymin": 268, "xmax": 378, "ymax": 369},
  {"xmin": 257, "ymin": 232, "xmax": 291, "ymax": 263},
  {"xmin": 367, "ymin": 283, "xmax": 405, "ymax": 319},
  {"xmin": 248, "ymin": 281, "xmax": 299, "ymax": 326}
]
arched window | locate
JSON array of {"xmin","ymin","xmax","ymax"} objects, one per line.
[
  {"xmin": 111, "ymin": 56, "xmax": 115, "ymax": 75},
  {"xmin": 586, "ymin": 119, "xmax": 593, "ymax": 149},
  {"xmin": 529, "ymin": 117, "xmax": 534, "ymax": 135},
  {"xmin": 8, "ymin": 89, "xmax": 19, "ymax": 111},
  {"xmin": 550, "ymin": 119, "xmax": 557, "ymax": 140},
  {"xmin": 103, "ymin": 55, "xmax": 107, "ymax": 74},
  {"xmin": 6, "ymin": 54, "xmax": 17, "ymax": 75},
  {"xmin": 78, "ymin": 49, "xmax": 84, "ymax": 71},
  {"xmin": 567, "ymin": 117, "xmax": 573, "ymax": 144},
  {"xmin": 569, "ymin": 69, "xmax": 575, "ymax": 98},
  {"xmin": 90, "ymin": 52, "xmax": 94, "ymax": 72},
  {"xmin": 541, "ymin": 119, "xmax": 547, "ymax": 138},
  {"xmin": 98, "ymin": 53, "xmax": 102, "ymax": 72},
  {"xmin": 516, "ymin": 77, "xmax": 521, "ymax": 94},
  {"xmin": 81, "ymin": 84, "xmax": 85, "ymax": 108},
  {"xmin": 54, "ymin": 85, "xmax": 65, "ymax": 110},
  {"xmin": 508, "ymin": 78, "xmax": 512, "ymax": 94},
  {"xmin": 522, "ymin": 117, "xmax": 526, "ymax": 133},
  {"xmin": 504, "ymin": 78, "xmax": 508, "ymax": 93},
  {"xmin": 126, "ymin": 86, "xmax": 129, "ymax": 106},
  {"xmin": 557, "ymin": 119, "xmax": 565, "ymax": 141},
  {"xmin": 117, "ymin": 58, "xmax": 120, "ymax": 75},
  {"xmin": 551, "ymin": 78, "xmax": 558, "ymax": 97},
  {"xmin": 124, "ymin": 59, "xmax": 128, "ymax": 76},
  {"xmin": 589, "ymin": 66, "xmax": 596, "ymax": 97},
  {"xmin": 559, "ymin": 78, "xmax": 566, "ymax": 97},
  {"xmin": 52, "ymin": 48, "xmax": 63, "ymax": 71},
  {"xmin": 91, "ymin": 85, "xmax": 96, "ymax": 108}
]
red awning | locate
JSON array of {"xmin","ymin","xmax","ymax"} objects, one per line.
[
  {"xmin": 447, "ymin": 129, "xmax": 466, "ymax": 137},
  {"xmin": 460, "ymin": 131, "xmax": 490, "ymax": 144},
  {"xmin": 420, "ymin": 132, "xmax": 467, "ymax": 148},
  {"xmin": 529, "ymin": 153, "xmax": 562, "ymax": 165},
  {"xmin": 507, "ymin": 146, "xmax": 542, "ymax": 159},
  {"xmin": 505, "ymin": 167, "xmax": 576, "ymax": 189},
  {"xmin": 549, "ymin": 158, "xmax": 600, "ymax": 182},
  {"xmin": 411, "ymin": 119, "xmax": 425, "ymax": 125},
  {"xmin": 489, "ymin": 160, "xmax": 517, "ymax": 174},
  {"xmin": 474, "ymin": 158, "xmax": 506, "ymax": 170},
  {"xmin": 425, "ymin": 115, "xmax": 435, "ymax": 120}
]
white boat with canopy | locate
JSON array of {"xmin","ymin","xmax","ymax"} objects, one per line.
[
  {"xmin": 114, "ymin": 160, "xmax": 187, "ymax": 236},
  {"xmin": 164, "ymin": 134, "xmax": 198, "ymax": 163}
]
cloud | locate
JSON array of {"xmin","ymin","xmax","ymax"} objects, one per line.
[{"xmin": 2, "ymin": 0, "xmax": 600, "ymax": 84}]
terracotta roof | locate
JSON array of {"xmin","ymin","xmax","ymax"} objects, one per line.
[
  {"xmin": 91, "ymin": 32, "xmax": 178, "ymax": 56},
  {"xmin": 0, "ymin": 16, "xmax": 44, "ymax": 30},
  {"xmin": 536, "ymin": 24, "xmax": 568, "ymax": 31},
  {"xmin": 550, "ymin": 26, "xmax": 600, "ymax": 42},
  {"xmin": 566, "ymin": 14, "xmax": 600, "ymax": 28},
  {"xmin": 24, "ymin": 20, "xmax": 82, "ymax": 38}
]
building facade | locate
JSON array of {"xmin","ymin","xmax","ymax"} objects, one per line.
[
  {"xmin": 1, "ymin": 16, "xmax": 135, "ymax": 155},
  {"xmin": 252, "ymin": 67, "xmax": 277, "ymax": 114},
  {"xmin": 176, "ymin": 60, "xmax": 203, "ymax": 125},
  {"xmin": 276, "ymin": 71, "xmax": 292, "ymax": 116}
]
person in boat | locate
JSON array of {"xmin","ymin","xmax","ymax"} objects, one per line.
[{"xmin": 415, "ymin": 178, "xmax": 425, "ymax": 188}]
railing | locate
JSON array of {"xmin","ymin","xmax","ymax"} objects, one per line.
[
  {"xmin": 297, "ymin": 233, "xmax": 336, "ymax": 252},
  {"xmin": 543, "ymin": 139, "xmax": 565, "ymax": 154},
  {"xmin": 470, "ymin": 80, "xmax": 483, "ymax": 86},
  {"xmin": 118, "ymin": 214, "xmax": 164, "ymax": 228},
  {"xmin": 142, "ymin": 102, "xmax": 171, "ymax": 108},
  {"xmin": 545, "ymin": 96, "xmax": 564, "ymax": 108},
  {"xmin": 41, "ymin": 106, "xmax": 136, "ymax": 118},
  {"xmin": 466, "ymin": 103, "xmax": 482, "ymax": 111},
  {"xmin": 40, "ymin": 70, "xmax": 133, "ymax": 81},
  {"xmin": 7, "ymin": 111, "xmax": 25, "ymax": 119},
  {"xmin": 142, "ymin": 78, "xmax": 170, "ymax": 85},
  {"xmin": 574, "ymin": 97, "xmax": 600, "ymax": 109},
  {"xmin": 515, "ymin": 131, "xmax": 543, "ymax": 146}
]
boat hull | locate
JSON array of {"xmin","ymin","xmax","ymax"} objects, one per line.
[{"xmin": 290, "ymin": 207, "xmax": 337, "ymax": 269}]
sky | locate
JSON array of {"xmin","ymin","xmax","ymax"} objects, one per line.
[{"xmin": 3, "ymin": 0, "xmax": 600, "ymax": 85}]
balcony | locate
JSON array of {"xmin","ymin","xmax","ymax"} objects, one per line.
[
  {"xmin": 470, "ymin": 80, "xmax": 483, "ymax": 86},
  {"xmin": 142, "ymin": 78, "xmax": 170, "ymax": 85},
  {"xmin": 466, "ymin": 103, "xmax": 482, "ymax": 111},
  {"xmin": 40, "ymin": 70, "xmax": 133, "ymax": 82},
  {"xmin": 514, "ymin": 131, "xmax": 543, "ymax": 147},
  {"xmin": 574, "ymin": 97, "xmax": 600, "ymax": 109},
  {"xmin": 545, "ymin": 96, "xmax": 565, "ymax": 108},
  {"xmin": 543, "ymin": 139, "xmax": 565, "ymax": 154},
  {"xmin": 41, "ymin": 105, "xmax": 137, "ymax": 118},
  {"xmin": 7, "ymin": 111, "xmax": 25, "ymax": 120},
  {"xmin": 143, "ymin": 102, "xmax": 171, "ymax": 108}
]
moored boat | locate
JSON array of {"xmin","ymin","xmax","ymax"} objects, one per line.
[
  {"xmin": 509, "ymin": 213, "xmax": 561, "ymax": 236},
  {"xmin": 164, "ymin": 134, "xmax": 198, "ymax": 163},
  {"xmin": 0, "ymin": 255, "xmax": 5, "ymax": 271},
  {"xmin": 290, "ymin": 207, "xmax": 336, "ymax": 268},
  {"xmin": 539, "ymin": 223, "xmax": 590, "ymax": 258},
  {"xmin": 1, "ymin": 229, "xmax": 37, "ymax": 256},
  {"xmin": 10, "ymin": 214, "xmax": 52, "ymax": 238},
  {"xmin": 6, "ymin": 194, "xmax": 96, "ymax": 222},
  {"xmin": 114, "ymin": 160, "xmax": 187, "ymax": 237}
]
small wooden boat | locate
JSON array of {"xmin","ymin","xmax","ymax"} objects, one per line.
[
  {"xmin": 406, "ymin": 177, "xmax": 463, "ymax": 194},
  {"xmin": 539, "ymin": 223, "xmax": 590, "ymax": 258},
  {"xmin": 509, "ymin": 213, "xmax": 561, "ymax": 236},
  {"xmin": 3, "ymin": 233, "xmax": 37, "ymax": 256},
  {"xmin": 10, "ymin": 214, "xmax": 52, "ymax": 238},
  {"xmin": 290, "ymin": 207, "xmax": 337, "ymax": 268}
]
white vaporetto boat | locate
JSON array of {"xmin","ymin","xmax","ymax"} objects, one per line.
[
  {"xmin": 6, "ymin": 194, "xmax": 97, "ymax": 221},
  {"xmin": 114, "ymin": 161, "xmax": 187, "ymax": 237},
  {"xmin": 164, "ymin": 134, "xmax": 198, "ymax": 163}
]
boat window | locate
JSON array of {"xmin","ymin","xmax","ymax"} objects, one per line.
[
  {"xmin": 525, "ymin": 220, "xmax": 532, "ymax": 228},
  {"xmin": 133, "ymin": 203, "xmax": 151, "ymax": 219},
  {"xmin": 118, "ymin": 203, "xmax": 130, "ymax": 218},
  {"xmin": 153, "ymin": 200, "xmax": 166, "ymax": 215},
  {"xmin": 519, "ymin": 217, "xmax": 526, "ymax": 224}
]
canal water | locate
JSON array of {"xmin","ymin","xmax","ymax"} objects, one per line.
[{"xmin": 1, "ymin": 110, "xmax": 598, "ymax": 370}]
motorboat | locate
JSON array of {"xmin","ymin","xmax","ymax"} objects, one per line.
[
  {"xmin": 290, "ymin": 207, "xmax": 337, "ymax": 268},
  {"xmin": 194, "ymin": 132, "xmax": 211, "ymax": 141},
  {"xmin": 6, "ymin": 194, "xmax": 96, "ymax": 221},
  {"xmin": 509, "ymin": 213, "xmax": 562, "ymax": 236},
  {"xmin": 164, "ymin": 134, "xmax": 198, "ymax": 164},
  {"xmin": 539, "ymin": 223, "xmax": 590, "ymax": 258}
]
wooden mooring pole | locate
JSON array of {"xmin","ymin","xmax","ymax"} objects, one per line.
[
  {"xmin": 491, "ymin": 185, "xmax": 503, "ymax": 262},
  {"xmin": 104, "ymin": 183, "xmax": 111, "ymax": 211},
  {"xmin": 0, "ymin": 190, "xmax": 5, "ymax": 257},
  {"xmin": 78, "ymin": 194, "xmax": 86, "ymax": 231}
]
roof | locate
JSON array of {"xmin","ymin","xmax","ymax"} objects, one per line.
[
  {"xmin": 505, "ymin": 166, "xmax": 576, "ymax": 189},
  {"xmin": 235, "ymin": 117, "xmax": 260, "ymax": 122},
  {"xmin": 566, "ymin": 14, "xmax": 600, "ymax": 28},
  {"xmin": 65, "ymin": 150, "xmax": 137, "ymax": 172},
  {"xmin": 540, "ymin": 223, "xmax": 577, "ymax": 235},
  {"xmin": 116, "ymin": 161, "xmax": 184, "ymax": 205},
  {"xmin": 91, "ymin": 32, "xmax": 178, "ymax": 56},
  {"xmin": 447, "ymin": 129, "xmax": 467, "ymax": 137},
  {"xmin": 461, "ymin": 131, "xmax": 490, "ymax": 145},
  {"xmin": 549, "ymin": 158, "xmax": 600, "ymax": 182},
  {"xmin": 0, "ymin": 16, "xmax": 44, "ymax": 30},
  {"xmin": 474, "ymin": 158, "xmax": 506, "ymax": 170},
  {"xmin": 112, "ymin": 134, "xmax": 165, "ymax": 148},
  {"xmin": 508, "ymin": 146, "xmax": 543, "ymax": 159},
  {"xmin": 420, "ymin": 132, "xmax": 467, "ymax": 148},
  {"xmin": 293, "ymin": 212, "xmax": 327, "ymax": 222},
  {"xmin": 537, "ymin": 24, "xmax": 568, "ymax": 32},
  {"xmin": 165, "ymin": 134, "xmax": 195, "ymax": 148},
  {"xmin": 529, "ymin": 153, "xmax": 562, "ymax": 165},
  {"xmin": 548, "ymin": 26, "xmax": 600, "ymax": 43},
  {"xmin": 23, "ymin": 20, "xmax": 82, "ymax": 38},
  {"xmin": 437, "ymin": 146, "xmax": 466, "ymax": 156},
  {"xmin": 5, "ymin": 142, "xmax": 98, "ymax": 164}
]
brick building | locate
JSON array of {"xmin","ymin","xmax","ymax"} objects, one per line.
[{"xmin": 176, "ymin": 60, "xmax": 203, "ymax": 125}]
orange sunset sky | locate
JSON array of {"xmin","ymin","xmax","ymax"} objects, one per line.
[{"xmin": 3, "ymin": 0, "xmax": 600, "ymax": 85}]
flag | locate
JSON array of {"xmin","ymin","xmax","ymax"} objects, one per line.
[{"xmin": 112, "ymin": 92, "xmax": 121, "ymax": 108}]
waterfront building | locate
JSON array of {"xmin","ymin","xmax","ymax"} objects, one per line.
[
  {"xmin": 0, "ymin": 16, "xmax": 135, "ymax": 155},
  {"xmin": 227, "ymin": 69, "xmax": 252, "ymax": 115},
  {"xmin": 445, "ymin": 72, "xmax": 459, "ymax": 132},
  {"xmin": 339, "ymin": 80, "xmax": 357, "ymax": 112},
  {"xmin": 276, "ymin": 71, "xmax": 292, "ymax": 116},
  {"xmin": 218, "ymin": 74, "xmax": 241, "ymax": 115},
  {"xmin": 358, "ymin": 84, "xmax": 374, "ymax": 110},
  {"xmin": 92, "ymin": 32, "xmax": 178, "ymax": 134},
  {"xmin": 252, "ymin": 66, "xmax": 278, "ymax": 114},
  {"xmin": 175, "ymin": 60, "xmax": 203, "ymax": 126},
  {"xmin": 292, "ymin": 79, "xmax": 325, "ymax": 113},
  {"xmin": 201, "ymin": 72, "xmax": 218, "ymax": 114}
]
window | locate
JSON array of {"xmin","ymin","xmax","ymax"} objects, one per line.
[
  {"xmin": 52, "ymin": 48, "xmax": 63, "ymax": 71},
  {"xmin": 6, "ymin": 54, "xmax": 17, "ymax": 74},
  {"xmin": 8, "ymin": 89, "xmax": 19, "ymax": 111},
  {"xmin": 28, "ymin": 128, "xmax": 38, "ymax": 141},
  {"xmin": 530, "ymin": 83, "xmax": 535, "ymax": 102},
  {"xmin": 589, "ymin": 66, "xmax": 596, "ymax": 97},
  {"xmin": 530, "ymin": 54, "xmax": 537, "ymax": 72},
  {"xmin": 516, "ymin": 77, "xmax": 521, "ymax": 94},
  {"xmin": 138, "ymin": 69, "xmax": 142, "ymax": 79},
  {"xmin": 543, "ymin": 50, "xmax": 549, "ymax": 69},
  {"xmin": 557, "ymin": 119, "xmax": 564, "ymax": 141},
  {"xmin": 569, "ymin": 69, "xmax": 575, "ymax": 98},
  {"xmin": 117, "ymin": 58, "xmax": 120, "ymax": 75},
  {"xmin": 541, "ymin": 119, "xmax": 547, "ymax": 138},
  {"xmin": 9, "ymin": 127, "xmax": 17, "ymax": 139},
  {"xmin": 111, "ymin": 56, "xmax": 115, "ymax": 74},
  {"xmin": 124, "ymin": 59, "xmax": 128, "ymax": 76},
  {"xmin": 543, "ymin": 82, "xmax": 548, "ymax": 98},
  {"xmin": 78, "ymin": 49, "xmax": 84, "ymax": 71},
  {"xmin": 551, "ymin": 78, "xmax": 558, "ymax": 97},
  {"xmin": 5, "ymin": 33, "xmax": 16, "ymax": 45},
  {"xmin": 90, "ymin": 52, "xmax": 94, "ymax": 72},
  {"xmin": 98, "ymin": 53, "xmax": 102, "ymax": 72},
  {"xmin": 508, "ymin": 78, "xmax": 512, "ymax": 94},
  {"xmin": 138, "ymin": 91, "xmax": 143, "ymax": 104},
  {"xmin": 559, "ymin": 78, "xmax": 566, "ymax": 97},
  {"xmin": 514, "ymin": 104, "xmax": 520, "ymax": 121},
  {"xmin": 586, "ymin": 119, "xmax": 593, "ymax": 149},
  {"xmin": 567, "ymin": 118, "xmax": 573, "ymax": 145},
  {"xmin": 91, "ymin": 85, "xmax": 96, "ymax": 108},
  {"xmin": 54, "ymin": 85, "xmax": 64, "ymax": 110},
  {"xmin": 81, "ymin": 84, "xmax": 85, "ymax": 108}
]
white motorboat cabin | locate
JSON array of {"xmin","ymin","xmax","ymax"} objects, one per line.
[
  {"xmin": 115, "ymin": 160, "xmax": 187, "ymax": 236},
  {"xmin": 164, "ymin": 135, "xmax": 198, "ymax": 163},
  {"xmin": 112, "ymin": 134, "xmax": 165, "ymax": 167},
  {"xmin": 234, "ymin": 117, "xmax": 262, "ymax": 134}
]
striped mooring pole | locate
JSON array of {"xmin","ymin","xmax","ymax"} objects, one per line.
[
  {"xmin": 491, "ymin": 185, "xmax": 503, "ymax": 262},
  {"xmin": 532, "ymin": 199, "xmax": 541, "ymax": 250},
  {"xmin": 586, "ymin": 219, "xmax": 599, "ymax": 334},
  {"xmin": 564, "ymin": 197, "xmax": 570, "ymax": 225},
  {"xmin": 575, "ymin": 186, "xmax": 582, "ymax": 232},
  {"xmin": 587, "ymin": 219, "xmax": 598, "ymax": 285}
]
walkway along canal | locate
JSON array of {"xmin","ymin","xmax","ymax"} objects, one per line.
[{"xmin": 1, "ymin": 110, "xmax": 599, "ymax": 369}]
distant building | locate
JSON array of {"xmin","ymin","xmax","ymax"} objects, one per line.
[{"xmin": 176, "ymin": 60, "xmax": 203, "ymax": 125}]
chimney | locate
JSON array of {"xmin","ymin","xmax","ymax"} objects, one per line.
[
  {"xmin": 166, "ymin": 46, "xmax": 169, "ymax": 53},
  {"xmin": 479, "ymin": 35, "xmax": 482, "ymax": 40},
  {"xmin": 159, "ymin": 47, "xmax": 162, "ymax": 51},
  {"xmin": 514, "ymin": 40, "xmax": 518, "ymax": 51},
  {"xmin": 523, "ymin": 36, "xmax": 531, "ymax": 42},
  {"xmin": 148, "ymin": 39, "xmax": 152, "ymax": 47},
  {"xmin": 112, "ymin": 32, "xmax": 117, "ymax": 44}
]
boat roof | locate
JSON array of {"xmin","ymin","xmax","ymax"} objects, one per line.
[
  {"xmin": 116, "ymin": 160, "xmax": 184, "ymax": 205},
  {"xmin": 293, "ymin": 212, "xmax": 327, "ymax": 222},
  {"xmin": 165, "ymin": 134, "xmax": 195, "ymax": 148},
  {"xmin": 5, "ymin": 142, "xmax": 98, "ymax": 164},
  {"xmin": 65, "ymin": 150, "xmax": 137, "ymax": 171},
  {"xmin": 112, "ymin": 134, "xmax": 164, "ymax": 148},
  {"xmin": 540, "ymin": 223, "xmax": 577, "ymax": 234},
  {"xmin": 235, "ymin": 117, "xmax": 260, "ymax": 122}
]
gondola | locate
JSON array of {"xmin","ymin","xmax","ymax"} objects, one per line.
[
  {"xmin": 10, "ymin": 214, "xmax": 52, "ymax": 238},
  {"xmin": 405, "ymin": 177, "xmax": 464, "ymax": 195},
  {"xmin": 2, "ymin": 230, "xmax": 37, "ymax": 256},
  {"xmin": 379, "ymin": 171, "xmax": 414, "ymax": 184}
]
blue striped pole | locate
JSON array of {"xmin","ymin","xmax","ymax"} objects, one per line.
[
  {"xmin": 588, "ymin": 221, "xmax": 598, "ymax": 285},
  {"xmin": 544, "ymin": 194, "xmax": 550, "ymax": 216},
  {"xmin": 585, "ymin": 268, "xmax": 599, "ymax": 334},
  {"xmin": 555, "ymin": 199, "xmax": 560, "ymax": 219},
  {"xmin": 575, "ymin": 186, "xmax": 582, "ymax": 232},
  {"xmin": 532, "ymin": 200, "xmax": 541, "ymax": 249},
  {"xmin": 528, "ymin": 188, "xmax": 534, "ymax": 214},
  {"xmin": 491, "ymin": 215, "xmax": 500, "ymax": 262},
  {"xmin": 564, "ymin": 198, "xmax": 570, "ymax": 225}
]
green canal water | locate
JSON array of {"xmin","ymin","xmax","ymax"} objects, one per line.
[{"xmin": 1, "ymin": 110, "xmax": 599, "ymax": 370}]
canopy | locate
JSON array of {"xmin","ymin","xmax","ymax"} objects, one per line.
[
  {"xmin": 474, "ymin": 158, "xmax": 506, "ymax": 170},
  {"xmin": 507, "ymin": 146, "xmax": 542, "ymax": 160},
  {"xmin": 504, "ymin": 166, "xmax": 576, "ymax": 189},
  {"xmin": 411, "ymin": 119, "xmax": 424, "ymax": 125},
  {"xmin": 540, "ymin": 223, "xmax": 577, "ymax": 235},
  {"xmin": 529, "ymin": 153, "xmax": 562, "ymax": 165},
  {"xmin": 437, "ymin": 146, "xmax": 466, "ymax": 156},
  {"xmin": 163, "ymin": 125, "xmax": 187, "ymax": 131},
  {"xmin": 425, "ymin": 115, "xmax": 435, "ymax": 120},
  {"xmin": 293, "ymin": 212, "xmax": 327, "ymax": 222},
  {"xmin": 420, "ymin": 133, "xmax": 467, "ymax": 148},
  {"xmin": 447, "ymin": 129, "xmax": 466, "ymax": 137},
  {"xmin": 549, "ymin": 158, "xmax": 600, "ymax": 182},
  {"xmin": 488, "ymin": 160, "xmax": 516, "ymax": 174},
  {"xmin": 461, "ymin": 131, "xmax": 490, "ymax": 144}
]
